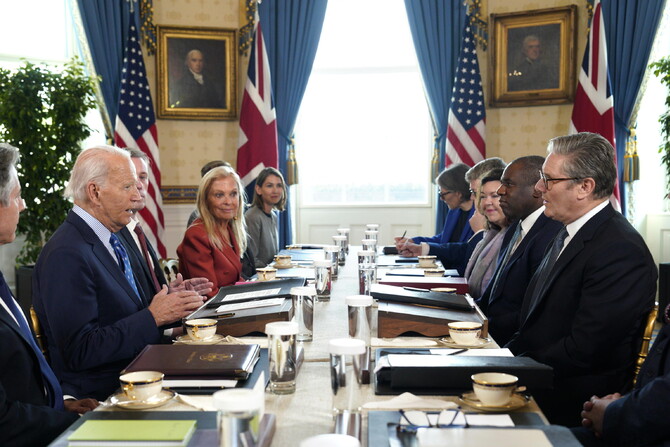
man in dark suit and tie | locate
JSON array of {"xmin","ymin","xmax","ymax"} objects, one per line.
[
  {"xmin": 116, "ymin": 149, "xmax": 212, "ymax": 306},
  {"xmin": 477, "ymin": 155, "xmax": 562, "ymax": 346},
  {"xmin": 505, "ymin": 132, "xmax": 657, "ymax": 427},
  {"xmin": 33, "ymin": 146, "xmax": 205, "ymax": 400},
  {"xmin": 0, "ymin": 143, "xmax": 97, "ymax": 446}
]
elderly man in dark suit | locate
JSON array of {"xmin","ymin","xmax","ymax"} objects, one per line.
[
  {"xmin": 33, "ymin": 146, "xmax": 205, "ymax": 400},
  {"xmin": 116, "ymin": 148, "xmax": 212, "ymax": 306},
  {"xmin": 477, "ymin": 155, "xmax": 562, "ymax": 346},
  {"xmin": 506, "ymin": 132, "xmax": 657, "ymax": 427},
  {"xmin": 0, "ymin": 143, "xmax": 97, "ymax": 446}
]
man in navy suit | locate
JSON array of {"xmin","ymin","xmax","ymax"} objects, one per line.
[
  {"xmin": 116, "ymin": 148, "xmax": 212, "ymax": 306},
  {"xmin": 0, "ymin": 143, "xmax": 97, "ymax": 446},
  {"xmin": 33, "ymin": 146, "xmax": 205, "ymax": 400},
  {"xmin": 506, "ymin": 133, "xmax": 657, "ymax": 427},
  {"xmin": 477, "ymin": 156, "xmax": 562, "ymax": 346}
]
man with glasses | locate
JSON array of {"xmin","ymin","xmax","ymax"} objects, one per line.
[
  {"xmin": 476, "ymin": 155, "xmax": 562, "ymax": 346},
  {"xmin": 505, "ymin": 132, "xmax": 657, "ymax": 427}
]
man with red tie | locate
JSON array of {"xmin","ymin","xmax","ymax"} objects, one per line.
[{"xmin": 0, "ymin": 143, "xmax": 97, "ymax": 446}]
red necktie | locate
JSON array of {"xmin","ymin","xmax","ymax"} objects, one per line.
[{"xmin": 134, "ymin": 224, "xmax": 162, "ymax": 293}]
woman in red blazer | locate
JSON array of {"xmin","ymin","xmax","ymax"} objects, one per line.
[{"xmin": 178, "ymin": 166, "xmax": 246, "ymax": 298}]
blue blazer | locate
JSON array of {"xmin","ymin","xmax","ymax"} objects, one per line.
[
  {"xmin": 0, "ymin": 273, "xmax": 77, "ymax": 446},
  {"xmin": 477, "ymin": 213, "xmax": 562, "ymax": 346},
  {"xmin": 412, "ymin": 206, "xmax": 475, "ymax": 245},
  {"xmin": 33, "ymin": 211, "xmax": 163, "ymax": 400},
  {"xmin": 412, "ymin": 207, "xmax": 475, "ymax": 272},
  {"xmin": 506, "ymin": 204, "xmax": 657, "ymax": 426}
]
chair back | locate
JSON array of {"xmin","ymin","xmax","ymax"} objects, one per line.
[
  {"xmin": 634, "ymin": 301, "xmax": 659, "ymax": 385},
  {"xmin": 160, "ymin": 258, "xmax": 180, "ymax": 283},
  {"xmin": 29, "ymin": 305, "xmax": 48, "ymax": 360}
]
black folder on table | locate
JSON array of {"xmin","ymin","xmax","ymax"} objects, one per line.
[
  {"xmin": 204, "ymin": 278, "xmax": 306, "ymax": 309},
  {"xmin": 370, "ymin": 284, "xmax": 474, "ymax": 311},
  {"xmin": 374, "ymin": 348, "xmax": 553, "ymax": 395}
]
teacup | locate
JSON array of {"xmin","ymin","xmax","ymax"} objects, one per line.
[
  {"xmin": 257, "ymin": 267, "xmax": 277, "ymax": 281},
  {"xmin": 448, "ymin": 321, "xmax": 482, "ymax": 345},
  {"xmin": 274, "ymin": 255, "xmax": 292, "ymax": 268},
  {"xmin": 185, "ymin": 318, "xmax": 218, "ymax": 341},
  {"xmin": 423, "ymin": 268, "xmax": 445, "ymax": 277},
  {"xmin": 471, "ymin": 372, "xmax": 518, "ymax": 406},
  {"xmin": 418, "ymin": 255, "xmax": 437, "ymax": 268},
  {"xmin": 119, "ymin": 371, "xmax": 164, "ymax": 401}
]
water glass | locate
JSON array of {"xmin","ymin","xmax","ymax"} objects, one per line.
[
  {"xmin": 313, "ymin": 259, "xmax": 332, "ymax": 301},
  {"xmin": 291, "ymin": 286, "xmax": 316, "ymax": 342},
  {"xmin": 357, "ymin": 263, "xmax": 376, "ymax": 296},
  {"xmin": 213, "ymin": 388, "xmax": 261, "ymax": 447},
  {"xmin": 329, "ymin": 338, "xmax": 366, "ymax": 414},
  {"xmin": 266, "ymin": 321, "xmax": 299, "ymax": 395}
]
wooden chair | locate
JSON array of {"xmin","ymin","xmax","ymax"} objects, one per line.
[
  {"xmin": 160, "ymin": 258, "xmax": 180, "ymax": 283},
  {"xmin": 29, "ymin": 305, "xmax": 48, "ymax": 360},
  {"xmin": 634, "ymin": 301, "xmax": 659, "ymax": 385}
]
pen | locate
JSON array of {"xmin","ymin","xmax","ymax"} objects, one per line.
[
  {"xmin": 403, "ymin": 286, "xmax": 428, "ymax": 292},
  {"xmin": 400, "ymin": 230, "xmax": 407, "ymax": 240},
  {"xmin": 448, "ymin": 348, "xmax": 468, "ymax": 355}
]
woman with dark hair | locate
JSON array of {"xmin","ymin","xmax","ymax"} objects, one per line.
[
  {"xmin": 178, "ymin": 166, "xmax": 247, "ymax": 298},
  {"xmin": 464, "ymin": 168, "xmax": 510, "ymax": 298},
  {"xmin": 245, "ymin": 167, "xmax": 286, "ymax": 268}
]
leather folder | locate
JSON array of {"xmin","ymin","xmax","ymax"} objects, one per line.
[
  {"xmin": 204, "ymin": 277, "xmax": 306, "ymax": 308},
  {"xmin": 370, "ymin": 284, "xmax": 473, "ymax": 311},
  {"xmin": 374, "ymin": 348, "xmax": 553, "ymax": 395}
]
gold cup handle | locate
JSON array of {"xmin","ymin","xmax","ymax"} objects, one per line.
[{"xmin": 122, "ymin": 382, "xmax": 136, "ymax": 399}]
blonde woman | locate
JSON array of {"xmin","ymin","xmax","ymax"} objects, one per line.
[{"xmin": 178, "ymin": 166, "xmax": 247, "ymax": 298}]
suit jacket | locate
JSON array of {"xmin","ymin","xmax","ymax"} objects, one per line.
[
  {"xmin": 430, "ymin": 230, "xmax": 483, "ymax": 276},
  {"xmin": 177, "ymin": 219, "xmax": 242, "ymax": 298},
  {"xmin": 0, "ymin": 275, "xmax": 77, "ymax": 446},
  {"xmin": 412, "ymin": 206, "xmax": 475, "ymax": 245},
  {"xmin": 477, "ymin": 213, "xmax": 563, "ymax": 346},
  {"xmin": 33, "ymin": 211, "xmax": 162, "ymax": 400},
  {"xmin": 117, "ymin": 225, "xmax": 168, "ymax": 304},
  {"xmin": 506, "ymin": 204, "xmax": 657, "ymax": 426}
]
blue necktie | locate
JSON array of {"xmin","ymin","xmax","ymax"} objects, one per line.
[
  {"xmin": 0, "ymin": 273, "xmax": 64, "ymax": 409},
  {"xmin": 109, "ymin": 233, "xmax": 141, "ymax": 303}
]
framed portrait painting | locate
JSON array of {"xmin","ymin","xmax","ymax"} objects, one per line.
[
  {"xmin": 156, "ymin": 25, "xmax": 237, "ymax": 120},
  {"xmin": 490, "ymin": 6, "xmax": 576, "ymax": 107}
]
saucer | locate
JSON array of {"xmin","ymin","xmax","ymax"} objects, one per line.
[
  {"xmin": 175, "ymin": 334, "xmax": 225, "ymax": 345},
  {"xmin": 109, "ymin": 389, "xmax": 175, "ymax": 410},
  {"xmin": 439, "ymin": 336, "xmax": 492, "ymax": 349},
  {"xmin": 459, "ymin": 391, "xmax": 529, "ymax": 412},
  {"xmin": 273, "ymin": 263, "xmax": 296, "ymax": 269}
]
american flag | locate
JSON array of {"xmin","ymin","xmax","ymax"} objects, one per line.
[
  {"xmin": 237, "ymin": 10, "xmax": 278, "ymax": 188},
  {"xmin": 446, "ymin": 18, "xmax": 486, "ymax": 167},
  {"xmin": 569, "ymin": 0, "xmax": 620, "ymax": 207},
  {"xmin": 114, "ymin": 17, "xmax": 166, "ymax": 257}
]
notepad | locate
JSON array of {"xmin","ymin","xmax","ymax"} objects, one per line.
[{"xmin": 68, "ymin": 420, "xmax": 197, "ymax": 446}]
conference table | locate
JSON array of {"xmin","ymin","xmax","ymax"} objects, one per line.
[{"xmin": 56, "ymin": 246, "xmax": 560, "ymax": 446}]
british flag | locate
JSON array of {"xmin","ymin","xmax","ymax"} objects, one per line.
[
  {"xmin": 446, "ymin": 17, "xmax": 486, "ymax": 167},
  {"xmin": 237, "ymin": 11, "xmax": 278, "ymax": 188},
  {"xmin": 114, "ymin": 17, "xmax": 166, "ymax": 257},
  {"xmin": 569, "ymin": 0, "xmax": 620, "ymax": 206}
]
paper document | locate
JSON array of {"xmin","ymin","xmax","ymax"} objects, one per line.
[
  {"xmin": 217, "ymin": 298, "xmax": 285, "ymax": 313},
  {"xmin": 222, "ymin": 288, "xmax": 282, "ymax": 303},
  {"xmin": 429, "ymin": 348, "xmax": 513, "ymax": 357},
  {"xmin": 416, "ymin": 428, "xmax": 551, "ymax": 447},
  {"xmin": 163, "ymin": 379, "xmax": 237, "ymax": 388}
]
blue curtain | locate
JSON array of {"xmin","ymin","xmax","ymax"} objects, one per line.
[
  {"xmin": 404, "ymin": 0, "xmax": 467, "ymax": 233},
  {"xmin": 75, "ymin": 0, "xmax": 137, "ymax": 132},
  {"xmin": 258, "ymin": 0, "xmax": 328, "ymax": 247},
  {"xmin": 601, "ymin": 0, "xmax": 667, "ymax": 214}
]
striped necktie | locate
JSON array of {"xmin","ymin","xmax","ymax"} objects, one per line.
[{"xmin": 109, "ymin": 233, "xmax": 141, "ymax": 303}]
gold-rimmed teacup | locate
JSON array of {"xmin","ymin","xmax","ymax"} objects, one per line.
[
  {"xmin": 257, "ymin": 267, "xmax": 277, "ymax": 281},
  {"xmin": 471, "ymin": 372, "xmax": 518, "ymax": 406},
  {"xmin": 448, "ymin": 321, "xmax": 482, "ymax": 345},
  {"xmin": 184, "ymin": 318, "xmax": 218, "ymax": 341},
  {"xmin": 119, "ymin": 371, "xmax": 164, "ymax": 401}
]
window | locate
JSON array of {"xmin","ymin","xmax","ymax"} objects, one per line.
[{"xmin": 295, "ymin": 0, "xmax": 432, "ymax": 206}]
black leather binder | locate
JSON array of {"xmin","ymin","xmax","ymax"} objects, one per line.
[
  {"xmin": 374, "ymin": 348, "xmax": 553, "ymax": 395},
  {"xmin": 370, "ymin": 284, "xmax": 474, "ymax": 311},
  {"xmin": 204, "ymin": 277, "xmax": 306, "ymax": 308}
]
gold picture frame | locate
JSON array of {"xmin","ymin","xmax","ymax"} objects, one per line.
[
  {"xmin": 490, "ymin": 6, "xmax": 576, "ymax": 107},
  {"xmin": 156, "ymin": 25, "xmax": 237, "ymax": 120}
]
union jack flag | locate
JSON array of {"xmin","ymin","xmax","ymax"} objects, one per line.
[
  {"xmin": 114, "ymin": 17, "xmax": 166, "ymax": 257},
  {"xmin": 569, "ymin": 0, "xmax": 620, "ymax": 207},
  {"xmin": 237, "ymin": 10, "xmax": 278, "ymax": 188},
  {"xmin": 446, "ymin": 17, "xmax": 486, "ymax": 167}
]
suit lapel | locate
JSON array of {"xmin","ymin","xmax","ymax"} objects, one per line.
[{"xmin": 68, "ymin": 212, "xmax": 144, "ymax": 310}]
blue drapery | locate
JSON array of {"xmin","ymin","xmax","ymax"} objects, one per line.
[
  {"xmin": 75, "ymin": 0, "xmax": 138, "ymax": 130},
  {"xmin": 601, "ymin": 0, "xmax": 667, "ymax": 213},
  {"xmin": 404, "ymin": 0, "xmax": 467, "ymax": 233},
  {"xmin": 258, "ymin": 0, "xmax": 328, "ymax": 247}
]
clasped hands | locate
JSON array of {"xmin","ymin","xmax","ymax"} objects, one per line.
[{"xmin": 580, "ymin": 393, "xmax": 621, "ymax": 437}]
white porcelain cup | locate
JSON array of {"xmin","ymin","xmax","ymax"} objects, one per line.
[
  {"xmin": 448, "ymin": 321, "xmax": 482, "ymax": 345},
  {"xmin": 274, "ymin": 255, "xmax": 292, "ymax": 267},
  {"xmin": 185, "ymin": 318, "xmax": 218, "ymax": 340},
  {"xmin": 257, "ymin": 267, "xmax": 277, "ymax": 281},
  {"xmin": 423, "ymin": 268, "xmax": 445, "ymax": 277},
  {"xmin": 119, "ymin": 371, "xmax": 164, "ymax": 401},
  {"xmin": 471, "ymin": 372, "xmax": 518, "ymax": 406},
  {"xmin": 418, "ymin": 255, "xmax": 437, "ymax": 268}
]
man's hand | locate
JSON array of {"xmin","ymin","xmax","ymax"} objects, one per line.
[
  {"xmin": 469, "ymin": 211, "xmax": 487, "ymax": 233},
  {"xmin": 148, "ymin": 286, "xmax": 205, "ymax": 326},
  {"xmin": 64, "ymin": 398, "xmax": 99, "ymax": 414},
  {"xmin": 399, "ymin": 241, "xmax": 422, "ymax": 257},
  {"xmin": 168, "ymin": 273, "xmax": 213, "ymax": 296},
  {"xmin": 394, "ymin": 237, "xmax": 412, "ymax": 250},
  {"xmin": 581, "ymin": 393, "xmax": 621, "ymax": 436}
]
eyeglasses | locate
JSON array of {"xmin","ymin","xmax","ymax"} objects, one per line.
[
  {"xmin": 397, "ymin": 408, "xmax": 469, "ymax": 434},
  {"xmin": 438, "ymin": 190, "xmax": 454, "ymax": 199},
  {"xmin": 538, "ymin": 170, "xmax": 582, "ymax": 190}
]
